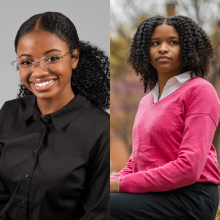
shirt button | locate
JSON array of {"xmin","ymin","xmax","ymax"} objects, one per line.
[
  {"xmin": 33, "ymin": 149, "xmax": 37, "ymax": 153},
  {"xmin": 25, "ymin": 174, "xmax": 29, "ymax": 178},
  {"xmin": 42, "ymin": 125, "xmax": 45, "ymax": 129},
  {"xmin": 22, "ymin": 199, "xmax": 26, "ymax": 204},
  {"xmin": 165, "ymin": 86, "xmax": 169, "ymax": 90},
  {"xmin": 46, "ymin": 116, "xmax": 50, "ymax": 120}
]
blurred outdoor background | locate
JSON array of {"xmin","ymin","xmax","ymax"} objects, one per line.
[{"xmin": 110, "ymin": 0, "xmax": 220, "ymax": 174}]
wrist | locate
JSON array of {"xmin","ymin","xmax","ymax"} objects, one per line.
[
  {"xmin": 118, "ymin": 175, "xmax": 123, "ymax": 193},
  {"xmin": 110, "ymin": 179, "xmax": 119, "ymax": 193}
]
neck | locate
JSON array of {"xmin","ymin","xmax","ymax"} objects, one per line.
[
  {"xmin": 157, "ymin": 69, "xmax": 182, "ymax": 94},
  {"xmin": 37, "ymin": 86, "xmax": 75, "ymax": 119}
]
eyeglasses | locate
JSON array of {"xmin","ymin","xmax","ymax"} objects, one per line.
[{"xmin": 11, "ymin": 51, "xmax": 70, "ymax": 74}]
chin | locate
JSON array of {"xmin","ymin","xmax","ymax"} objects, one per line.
[
  {"xmin": 33, "ymin": 92, "xmax": 56, "ymax": 100},
  {"xmin": 157, "ymin": 68, "xmax": 174, "ymax": 73}
]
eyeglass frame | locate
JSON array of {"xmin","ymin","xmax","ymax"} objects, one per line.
[{"xmin": 10, "ymin": 51, "xmax": 71, "ymax": 73}]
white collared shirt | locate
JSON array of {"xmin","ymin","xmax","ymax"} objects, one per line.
[{"xmin": 150, "ymin": 71, "xmax": 196, "ymax": 104}]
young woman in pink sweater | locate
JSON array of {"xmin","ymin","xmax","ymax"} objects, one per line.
[{"xmin": 110, "ymin": 15, "xmax": 220, "ymax": 220}]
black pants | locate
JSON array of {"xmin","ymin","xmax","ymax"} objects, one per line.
[{"xmin": 110, "ymin": 182, "xmax": 219, "ymax": 220}]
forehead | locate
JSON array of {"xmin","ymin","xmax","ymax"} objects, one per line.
[
  {"xmin": 17, "ymin": 30, "xmax": 68, "ymax": 56},
  {"xmin": 151, "ymin": 24, "xmax": 179, "ymax": 38}
]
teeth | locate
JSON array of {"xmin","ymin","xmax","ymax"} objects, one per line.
[{"xmin": 34, "ymin": 79, "xmax": 54, "ymax": 87}]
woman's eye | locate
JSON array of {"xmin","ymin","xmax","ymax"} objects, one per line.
[
  {"xmin": 20, "ymin": 60, "xmax": 32, "ymax": 65},
  {"xmin": 151, "ymin": 42, "xmax": 159, "ymax": 46},
  {"xmin": 170, "ymin": 41, "xmax": 177, "ymax": 45},
  {"xmin": 46, "ymin": 56, "xmax": 60, "ymax": 62}
]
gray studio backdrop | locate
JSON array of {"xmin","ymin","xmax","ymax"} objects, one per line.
[{"xmin": 0, "ymin": 0, "xmax": 110, "ymax": 108}]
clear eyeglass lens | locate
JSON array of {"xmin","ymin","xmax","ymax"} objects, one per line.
[
  {"xmin": 13, "ymin": 60, "xmax": 34, "ymax": 73},
  {"xmin": 41, "ymin": 55, "xmax": 61, "ymax": 71},
  {"xmin": 12, "ymin": 55, "xmax": 61, "ymax": 73}
]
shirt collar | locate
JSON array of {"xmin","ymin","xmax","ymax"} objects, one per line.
[
  {"xmin": 20, "ymin": 94, "xmax": 91, "ymax": 130},
  {"xmin": 19, "ymin": 96, "xmax": 38, "ymax": 123},
  {"xmin": 174, "ymin": 71, "xmax": 195, "ymax": 84},
  {"xmin": 150, "ymin": 71, "xmax": 194, "ymax": 94}
]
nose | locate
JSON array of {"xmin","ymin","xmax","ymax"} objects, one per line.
[
  {"xmin": 31, "ymin": 62, "xmax": 48, "ymax": 77},
  {"xmin": 159, "ymin": 42, "xmax": 169, "ymax": 54}
]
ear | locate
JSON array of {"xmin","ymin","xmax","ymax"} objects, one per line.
[{"xmin": 71, "ymin": 49, "xmax": 79, "ymax": 69}]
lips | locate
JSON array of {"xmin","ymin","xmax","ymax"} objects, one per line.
[
  {"xmin": 156, "ymin": 56, "xmax": 171, "ymax": 61},
  {"xmin": 33, "ymin": 79, "xmax": 55, "ymax": 87},
  {"xmin": 30, "ymin": 78, "xmax": 57, "ymax": 92},
  {"xmin": 30, "ymin": 77, "xmax": 58, "ymax": 84}
]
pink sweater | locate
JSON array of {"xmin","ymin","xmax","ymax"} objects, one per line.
[{"xmin": 111, "ymin": 77, "xmax": 220, "ymax": 193}]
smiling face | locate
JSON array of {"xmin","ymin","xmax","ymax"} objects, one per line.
[
  {"xmin": 150, "ymin": 24, "xmax": 182, "ymax": 77},
  {"xmin": 17, "ymin": 30, "xmax": 78, "ymax": 101}
]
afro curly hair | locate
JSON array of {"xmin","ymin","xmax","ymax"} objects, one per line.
[
  {"xmin": 127, "ymin": 15, "xmax": 214, "ymax": 92},
  {"xmin": 15, "ymin": 12, "xmax": 110, "ymax": 111}
]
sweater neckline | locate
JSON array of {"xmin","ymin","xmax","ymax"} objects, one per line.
[{"xmin": 152, "ymin": 76, "xmax": 200, "ymax": 107}]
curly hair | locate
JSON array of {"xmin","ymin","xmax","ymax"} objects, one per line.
[
  {"xmin": 127, "ymin": 15, "xmax": 214, "ymax": 92},
  {"xmin": 15, "ymin": 12, "xmax": 110, "ymax": 110}
]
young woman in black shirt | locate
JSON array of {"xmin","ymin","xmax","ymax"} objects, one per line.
[{"xmin": 0, "ymin": 11, "xmax": 109, "ymax": 220}]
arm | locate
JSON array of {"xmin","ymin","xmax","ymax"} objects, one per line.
[
  {"xmin": 80, "ymin": 130, "xmax": 109, "ymax": 220},
  {"xmin": 110, "ymin": 95, "xmax": 146, "ymax": 181},
  {"xmin": 119, "ymin": 113, "xmax": 217, "ymax": 193},
  {"xmin": 110, "ymin": 153, "xmax": 134, "ymax": 193},
  {"xmin": 0, "ymin": 144, "xmax": 9, "ymax": 213},
  {"xmin": 119, "ymin": 84, "xmax": 220, "ymax": 193},
  {"xmin": 110, "ymin": 153, "xmax": 133, "ymax": 180},
  {"xmin": 0, "ymin": 103, "xmax": 10, "ymax": 213}
]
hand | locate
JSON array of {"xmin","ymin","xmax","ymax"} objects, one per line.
[{"xmin": 110, "ymin": 179, "xmax": 119, "ymax": 193}]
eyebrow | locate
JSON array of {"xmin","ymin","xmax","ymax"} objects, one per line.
[
  {"xmin": 18, "ymin": 49, "xmax": 62, "ymax": 59},
  {"xmin": 151, "ymin": 37, "xmax": 179, "ymax": 41}
]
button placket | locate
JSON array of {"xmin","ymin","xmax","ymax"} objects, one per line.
[
  {"xmin": 43, "ymin": 114, "xmax": 51, "ymax": 126},
  {"xmin": 19, "ymin": 123, "xmax": 46, "ymax": 219},
  {"xmin": 16, "ymin": 120, "xmax": 47, "ymax": 220}
]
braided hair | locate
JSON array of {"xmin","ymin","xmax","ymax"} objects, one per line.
[
  {"xmin": 15, "ymin": 12, "xmax": 110, "ymax": 110},
  {"xmin": 127, "ymin": 15, "xmax": 214, "ymax": 92}
]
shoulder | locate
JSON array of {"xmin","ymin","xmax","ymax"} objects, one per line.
[
  {"xmin": 138, "ymin": 92, "xmax": 153, "ymax": 109},
  {"xmin": 85, "ymin": 103, "xmax": 110, "ymax": 129},
  {"xmin": 77, "ymin": 95, "xmax": 109, "ymax": 133},
  {"xmin": 0, "ymin": 96, "xmax": 33, "ymax": 117},
  {"xmin": 182, "ymin": 77, "xmax": 218, "ymax": 104},
  {"xmin": 89, "ymin": 104, "xmax": 110, "ymax": 118},
  {"xmin": 185, "ymin": 76, "xmax": 216, "ymax": 93},
  {"xmin": 0, "ymin": 96, "xmax": 34, "ymax": 134},
  {"xmin": 182, "ymin": 77, "xmax": 220, "ymax": 125}
]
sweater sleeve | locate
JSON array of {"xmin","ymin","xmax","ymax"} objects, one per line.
[
  {"xmin": 119, "ymin": 83, "xmax": 220, "ymax": 193},
  {"xmin": 110, "ymin": 95, "xmax": 147, "ymax": 181},
  {"xmin": 110, "ymin": 153, "xmax": 133, "ymax": 180}
]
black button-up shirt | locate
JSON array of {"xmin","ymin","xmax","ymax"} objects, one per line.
[{"xmin": 0, "ymin": 94, "xmax": 109, "ymax": 220}]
